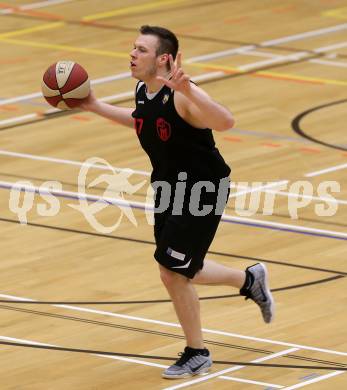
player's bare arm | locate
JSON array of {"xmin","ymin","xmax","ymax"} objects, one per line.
[
  {"xmin": 156, "ymin": 53, "xmax": 235, "ymax": 131},
  {"xmin": 80, "ymin": 90, "xmax": 134, "ymax": 128}
]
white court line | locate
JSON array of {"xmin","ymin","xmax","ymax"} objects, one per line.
[
  {"xmin": 282, "ymin": 371, "xmax": 344, "ymax": 389},
  {"xmin": 12, "ymin": 0, "xmax": 73, "ymax": 11},
  {"xmin": 310, "ymin": 58, "xmax": 347, "ymax": 68},
  {"xmin": 260, "ymin": 23, "xmax": 347, "ymax": 46},
  {"xmin": 1, "ymin": 31, "xmax": 347, "ymax": 126},
  {"xmin": 0, "ymin": 335, "xmax": 167, "ymax": 369},
  {"xmin": 230, "ymin": 182, "xmax": 347, "ymax": 205},
  {"xmin": 0, "ymin": 180, "xmax": 151, "ymax": 210},
  {"xmin": 186, "ymin": 23, "xmax": 347, "ymax": 64},
  {"xmin": 1, "ymin": 148, "xmax": 345, "ymax": 208},
  {"xmin": 226, "ymin": 215, "xmax": 347, "ymax": 239},
  {"xmin": 305, "ymin": 163, "xmax": 347, "ymax": 177},
  {"xmin": 245, "ymin": 50, "xmax": 284, "ymax": 58},
  {"xmin": 1, "ymin": 24, "xmax": 347, "ymax": 107},
  {"xmin": 0, "ymin": 114, "xmax": 38, "ymax": 126},
  {"xmin": 238, "ymin": 52, "xmax": 309, "ymax": 72},
  {"xmin": 1, "ymin": 294, "xmax": 346, "ymax": 357},
  {"xmin": 0, "ymin": 0, "xmax": 73, "ymax": 14},
  {"xmin": 0, "ymin": 150, "xmax": 151, "ymax": 177},
  {"xmin": 1, "ymin": 179, "xmax": 347, "ymax": 239},
  {"xmin": 219, "ymin": 375, "xmax": 284, "ymax": 388},
  {"xmin": 1, "ymin": 149, "xmax": 345, "ymax": 206},
  {"xmin": 0, "ymin": 70, "xmax": 218, "ymax": 108},
  {"xmin": 229, "ymin": 180, "xmax": 289, "ymax": 198},
  {"xmin": 0, "ymin": 71, "xmax": 226, "ymax": 127},
  {"xmin": 163, "ymin": 348, "xmax": 299, "ymax": 390},
  {"xmin": 1, "ymin": 148, "xmax": 346, "ymax": 205},
  {"xmin": 94, "ymin": 353, "xmax": 167, "ymax": 369},
  {"xmin": 186, "ymin": 45, "xmax": 257, "ymax": 63},
  {"xmin": 1, "ymin": 335, "xmax": 343, "ymax": 389},
  {"xmin": 0, "ymin": 72, "xmax": 131, "ymax": 106},
  {"xmin": 0, "ymin": 335, "xmax": 55, "ymax": 347},
  {"xmin": 313, "ymin": 41, "xmax": 347, "ymax": 53}
]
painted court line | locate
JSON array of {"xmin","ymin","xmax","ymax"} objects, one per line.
[
  {"xmin": 260, "ymin": 23, "xmax": 347, "ymax": 46},
  {"xmin": 219, "ymin": 375, "xmax": 284, "ymax": 388},
  {"xmin": 238, "ymin": 52, "xmax": 309, "ymax": 72},
  {"xmin": 1, "ymin": 294, "xmax": 346, "ymax": 357},
  {"xmin": 163, "ymin": 348, "xmax": 299, "ymax": 390},
  {"xmin": 225, "ymin": 215, "xmax": 347, "ymax": 240},
  {"xmin": 0, "ymin": 0, "xmax": 73, "ymax": 14},
  {"xmin": 305, "ymin": 163, "xmax": 347, "ymax": 177},
  {"xmin": 0, "ymin": 150, "xmax": 151, "ymax": 177},
  {"xmin": 1, "ymin": 148, "xmax": 346, "ymax": 206},
  {"xmin": 231, "ymin": 182, "xmax": 347, "ymax": 205},
  {"xmin": 0, "ymin": 72, "xmax": 131, "ymax": 106},
  {"xmin": 0, "ymin": 34, "xmax": 346, "ymax": 119},
  {"xmin": 18, "ymin": 0, "xmax": 73, "ymax": 11},
  {"xmin": 0, "ymin": 335, "xmax": 167, "ymax": 369},
  {"xmin": 0, "ymin": 70, "xmax": 220, "ymax": 107},
  {"xmin": 229, "ymin": 180, "xmax": 289, "ymax": 198},
  {"xmin": 0, "ymin": 22, "xmax": 64, "ymax": 39},
  {"xmin": 314, "ymin": 41, "xmax": 347, "ymax": 52},
  {"xmin": 282, "ymin": 371, "xmax": 344, "ymax": 389},
  {"xmin": 82, "ymin": 0, "xmax": 186, "ymax": 21},
  {"xmin": 2, "ymin": 25, "xmax": 347, "ymax": 108},
  {"xmin": 0, "ymin": 335, "xmax": 54, "ymax": 347},
  {"xmin": 310, "ymin": 58, "xmax": 347, "ymax": 68},
  {"xmin": 0, "ymin": 142, "xmax": 346, "ymax": 204},
  {"xmin": 0, "ymin": 113, "xmax": 38, "ymax": 126},
  {"xmin": 0, "ymin": 71, "xmax": 224, "ymax": 126},
  {"xmin": 1, "ymin": 179, "xmax": 347, "ymax": 240}
]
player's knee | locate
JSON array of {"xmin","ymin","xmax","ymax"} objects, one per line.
[
  {"xmin": 159, "ymin": 265, "xmax": 184, "ymax": 287},
  {"xmin": 159, "ymin": 265, "xmax": 175, "ymax": 287}
]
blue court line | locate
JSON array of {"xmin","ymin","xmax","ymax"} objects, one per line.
[
  {"xmin": 221, "ymin": 218, "xmax": 347, "ymax": 241},
  {"xmin": 1, "ymin": 182, "xmax": 346, "ymax": 242}
]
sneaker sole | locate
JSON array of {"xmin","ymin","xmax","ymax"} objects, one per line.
[
  {"xmin": 259, "ymin": 262, "xmax": 275, "ymax": 323},
  {"xmin": 162, "ymin": 365, "xmax": 211, "ymax": 379}
]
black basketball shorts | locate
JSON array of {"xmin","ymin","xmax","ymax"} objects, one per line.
[{"xmin": 154, "ymin": 211, "xmax": 223, "ymax": 278}]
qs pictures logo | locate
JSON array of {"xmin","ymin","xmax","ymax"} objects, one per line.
[
  {"xmin": 69, "ymin": 157, "xmax": 147, "ymax": 234},
  {"xmin": 8, "ymin": 157, "xmax": 147, "ymax": 233}
]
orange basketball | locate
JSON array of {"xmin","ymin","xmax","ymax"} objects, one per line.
[{"xmin": 41, "ymin": 61, "xmax": 90, "ymax": 110}]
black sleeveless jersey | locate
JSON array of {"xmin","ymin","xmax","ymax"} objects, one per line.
[{"xmin": 131, "ymin": 82, "xmax": 231, "ymax": 185}]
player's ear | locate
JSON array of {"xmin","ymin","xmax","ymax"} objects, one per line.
[{"xmin": 158, "ymin": 53, "xmax": 169, "ymax": 68}]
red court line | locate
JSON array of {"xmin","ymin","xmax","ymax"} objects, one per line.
[
  {"xmin": 224, "ymin": 136, "xmax": 243, "ymax": 142},
  {"xmin": 261, "ymin": 143, "xmax": 282, "ymax": 148},
  {"xmin": 71, "ymin": 115, "xmax": 92, "ymax": 122},
  {"xmin": 0, "ymin": 2, "xmax": 63, "ymax": 20},
  {"xmin": 299, "ymin": 147, "xmax": 322, "ymax": 153},
  {"xmin": 0, "ymin": 105, "xmax": 19, "ymax": 111},
  {"xmin": 0, "ymin": 57, "xmax": 29, "ymax": 64}
]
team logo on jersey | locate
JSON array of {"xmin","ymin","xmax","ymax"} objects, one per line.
[
  {"xmin": 162, "ymin": 94, "xmax": 169, "ymax": 105},
  {"xmin": 156, "ymin": 117, "xmax": 171, "ymax": 141}
]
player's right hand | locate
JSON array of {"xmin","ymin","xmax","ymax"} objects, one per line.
[{"xmin": 79, "ymin": 89, "xmax": 98, "ymax": 111}]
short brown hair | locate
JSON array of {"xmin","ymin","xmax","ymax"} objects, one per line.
[{"xmin": 140, "ymin": 25, "xmax": 179, "ymax": 69}]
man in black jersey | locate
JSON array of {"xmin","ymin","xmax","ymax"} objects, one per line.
[{"xmin": 81, "ymin": 25, "xmax": 274, "ymax": 379}]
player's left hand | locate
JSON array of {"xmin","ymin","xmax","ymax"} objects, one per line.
[{"xmin": 156, "ymin": 52, "xmax": 191, "ymax": 95}]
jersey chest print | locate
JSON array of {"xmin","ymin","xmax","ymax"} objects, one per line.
[{"xmin": 156, "ymin": 117, "xmax": 171, "ymax": 141}]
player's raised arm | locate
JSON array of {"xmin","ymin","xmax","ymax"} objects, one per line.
[
  {"xmin": 157, "ymin": 53, "xmax": 235, "ymax": 132},
  {"xmin": 80, "ymin": 90, "xmax": 135, "ymax": 129}
]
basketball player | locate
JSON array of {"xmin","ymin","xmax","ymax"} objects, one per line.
[{"xmin": 80, "ymin": 25, "xmax": 274, "ymax": 379}]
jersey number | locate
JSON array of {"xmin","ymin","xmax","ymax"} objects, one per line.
[{"xmin": 135, "ymin": 118, "xmax": 144, "ymax": 135}]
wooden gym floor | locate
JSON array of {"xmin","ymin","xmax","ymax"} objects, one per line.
[{"xmin": 0, "ymin": 0, "xmax": 346, "ymax": 389}]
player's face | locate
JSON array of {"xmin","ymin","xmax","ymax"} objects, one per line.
[{"xmin": 130, "ymin": 34, "xmax": 162, "ymax": 80}]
